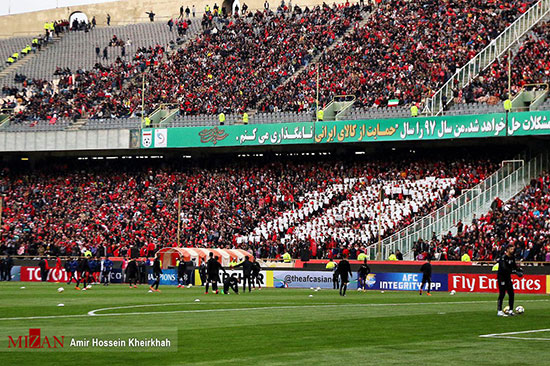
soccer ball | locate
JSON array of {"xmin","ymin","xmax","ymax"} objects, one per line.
[
  {"xmin": 86, "ymin": 285, "xmax": 92, "ymax": 289},
  {"xmin": 450, "ymin": 290, "xmax": 456, "ymax": 296},
  {"xmin": 503, "ymin": 306, "xmax": 510, "ymax": 313},
  {"xmin": 57, "ymin": 287, "xmax": 64, "ymax": 293},
  {"xmin": 515, "ymin": 306, "xmax": 525, "ymax": 314}
]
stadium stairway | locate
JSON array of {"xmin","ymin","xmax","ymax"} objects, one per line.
[
  {"xmin": 121, "ymin": 20, "xmax": 204, "ymax": 93},
  {"xmin": 254, "ymin": 5, "xmax": 377, "ymax": 111},
  {"xmin": 441, "ymin": 27, "xmax": 536, "ymax": 117},
  {"xmin": 425, "ymin": 0, "xmax": 550, "ymax": 116},
  {"xmin": 0, "ymin": 36, "xmax": 62, "ymax": 84}
]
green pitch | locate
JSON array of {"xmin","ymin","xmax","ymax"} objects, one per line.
[{"xmin": 0, "ymin": 282, "xmax": 549, "ymax": 366}]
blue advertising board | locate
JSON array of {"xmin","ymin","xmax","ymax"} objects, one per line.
[
  {"xmin": 147, "ymin": 269, "xmax": 178, "ymax": 286},
  {"xmin": 9, "ymin": 265, "xmax": 21, "ymax": 281},
  {"xmin": 272, "ymin": 270, "xmax": 448, "ymax": 291},
  {"xmin": 364, "ymin": 272, "xmax": 448, "ymax": 291},
  {"xmin": 273, "ymin": 271, "xmax": 335, "ymax": 289},
  {"xmin": 107, "ymin": 268, "xmax": 123, "ymax": 284},
  {"xmin": 146, "ymin": 268, "xmax": 195, "ymax": 286}
]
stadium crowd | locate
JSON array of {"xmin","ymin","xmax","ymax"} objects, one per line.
[
  {"xmin": 456, "ymin": 20, "xmax": 550, "ymax": 105},
  {"xmin": 3, "ymin": 45, "xmax": 165, "ymax": 123},
  {"xmin": 2, "ymin": 3, "xmax": 363, "ymax": 124},
  {"xmin": 133, "ymin": 3, "xmax": 364, "ymax": 116},
  {"xmin": 0, "ymin": 154, "xmax": 499, "ymax": 260},
  {"xmin": 2, "ymin": 0, "xmax": 542, "ymax": 124},
  {"xmin": 260, "ymin": 0, "xmax": 536, "ymax": 112},
  {"xmin": 414, "ymin": 174, "xmax": 550, "ymax": 262}
]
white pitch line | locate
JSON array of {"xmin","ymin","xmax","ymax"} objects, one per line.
[
  {"xmin": 87, "ymin": 300, "xmax": 498, "ymax": 317},
  {"xmin": 88, "ymin": 299, "xmax": 550, "ymax": 317},
  {"xmin": 89, "ymin": 304, "xmax": 342, "ymax": 316},
  {"xmin": 86, "ymin": 302, "xmax": 336, "ymax": 316},
  {"xmin": 480, "ymin": 328, "xmax": 550, "ymax": 340},
  {"xmin": 482, "ymin": 336, "xmax": 550, "ymax": 341},
  {"xmin": 87, "ymin": 299, "xmax": 550, "ymax": 317},
  {"xmin": 0, "ymin": 299, "xmax": 547, "ymax": 322},
  {"xmin": 0, "ymin": 314, "xmax": 89, "ymax": 321}
]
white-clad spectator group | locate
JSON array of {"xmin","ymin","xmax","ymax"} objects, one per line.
[{"xmin": 239, "ymin": 177, "xmax": 456, "ymax": 247}]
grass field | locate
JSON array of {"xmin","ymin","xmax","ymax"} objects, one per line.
[{"xmin": 0, "ymin": 282, "xmax": 549, "ymax": 366}]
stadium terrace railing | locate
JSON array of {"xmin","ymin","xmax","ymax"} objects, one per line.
[
  {"xmin": 424, "ymin": 0, "xmax": 550, "ymax": 116},
  {"xmin": 367, "ymin": 151, "xmax": 550, "ymax": 260},
  {"xmin": 0, "ymin": 109, "xmax": 12, "ymax": 128}
]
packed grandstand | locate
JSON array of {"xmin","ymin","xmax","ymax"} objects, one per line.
[
  {"xmin": 0, "ymin": 0, "xmax": 549, "ymax": 264},
  {"xmin": 1, "ymin": 0, "xmax": 549, "ymax": 128},
  {"xmin": 0, "ymin": 148, "xmax": 548, "ymax": 262},
  {"xmin": 0, "ymin": 152, "xmax": 500, "ymax": 257}
]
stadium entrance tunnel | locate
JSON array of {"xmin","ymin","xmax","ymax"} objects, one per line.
[
  {"xmin": 222, "ymin": 0, "xmax": 241, "ymax": 15},
  {"xmin": 69, "ymin": 11, "xmax": 89, "ymax": 26}
]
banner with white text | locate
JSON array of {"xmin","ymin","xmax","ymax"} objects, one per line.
[{"xmin": 141, "ymin": 111, "xmax": 550, "ymax": 148}]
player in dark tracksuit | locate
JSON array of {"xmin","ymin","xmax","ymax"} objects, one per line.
[
  {"xmin": 64, "ymin": 259, "xmax": 73, "ymax": 284},
  {"xmin": 234, "ymin": 256, "xmax": 254, "ymax": 292},
  {"xmin": 332, "ymin": 262, "xmax": 340, "ymax": 290},
  {"xmin": 75, "ymin": 257, "xmax": 90, "ymax": 290},
  {"xmin": 497, "ymin": 244, "xmax": 522, "ymax": 316},
  {"xmin": 205, "ymin": 253, "xmax": 226, "ymax": 294},
  {"xmin": 251, "ymin": 260, "xmax": 262, "ymax": 289},
  {"xmin": 223, "ymin": 276, "xmax": 239, "ymax": 294},
  {"xmin": 4, "ymin": 255, "xmax": 13, "ymax": 281},
  {"xmin": 199, "ymin": 262, "xmax": 207, "ymax": 286},
  {"xmin": 138, "ymin": 260, "xmax": 147, "ymax": 284},
  {"xmin": 337, "ymin": 256, "xmax": 353, "ymax": 296},
  {"xmin": 177, "ymin": 257, "xmax": 187, "ymax": 287},
  {"xmin": 102, "ymin": 258, "xmax": 113, "ymax": 286},
  {"xmin": 88, "ymin": 259, "xmax": 98, "ymax": 284},
  {"xmin": 150, "ymin": 255, "xmax": 163, "ymax": 292},
  {"xmin": 38, "ymin": 257, "xmax": 49, "ymax": 282},
  {"xmin": 419, "ymin": 256, "xmax": 432, "ymax": 296},
  {"xmin": 67, "ymin": 258, "xmax": 78, "ymax": 284},
  {"xmin": 126, "ymin": 259, "xmax": 138, "ymax": 288},
  {"xmin": 357, "ymin": 259, "xmax": 370, "ymax": 291}
]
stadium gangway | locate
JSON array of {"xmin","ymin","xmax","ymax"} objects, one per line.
[
  {"xmin": 0, "ymin": 108, "xmax": 12, "ymax": 129},
  {"xmin": 322, "ymin": 95, "xmax": 356, "ymax": 121},
  {"xmin": 424, "ymin": 0, "xmax": 550, "ymax": 117},
  {"xmin": 368, "ymin": 151, "xmax": 550, "ymax": 260},
  {"xmin": 145, "ymin": 103, "xmax": 179, "ymax": 128},
  {"xmin": 510, "ymin": 83, "xmax": 550, "ymax": 112}
]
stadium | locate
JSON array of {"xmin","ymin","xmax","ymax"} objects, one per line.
[{"xmin": 0, "ymin": 0, "xmax": 550, "ymax": 364}]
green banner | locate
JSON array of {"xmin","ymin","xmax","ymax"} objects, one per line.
[{"xmin": 140, "ymin": 111, "xmax": 550, "ymax": 148}]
